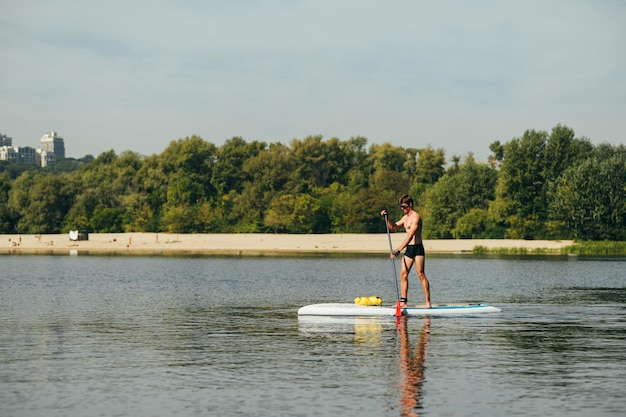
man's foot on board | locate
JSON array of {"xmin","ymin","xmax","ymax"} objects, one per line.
[{"xmin": 399, "ymin": 297, "xmax": 408, "ymax": 308}]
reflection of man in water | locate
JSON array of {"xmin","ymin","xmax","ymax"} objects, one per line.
[{"xmin": 398, "ymin": 317, "xmax": 430, "ymax": 417}]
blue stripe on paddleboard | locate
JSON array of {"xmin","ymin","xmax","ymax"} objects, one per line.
[{"xmin": 406, "ymin": 304, "xmax": 488, "ymax": 310}]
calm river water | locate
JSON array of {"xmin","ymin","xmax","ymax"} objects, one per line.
[{"xmin": 1, "ymin": 254, "xmax": 624, "ymax": 417}]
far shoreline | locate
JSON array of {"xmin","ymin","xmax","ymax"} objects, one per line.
[{"xmin": 2, "ymin": 233, "xmax": 575, "ymax": 257}]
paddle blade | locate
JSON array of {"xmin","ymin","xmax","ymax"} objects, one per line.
[{"xmin": 395, "ymin": 300, "xmax": 403, "ymax": 317}]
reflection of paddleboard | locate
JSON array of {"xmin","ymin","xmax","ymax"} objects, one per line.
[
  {"xmin": 297, "ymin": 303, "xmax": 502, "ymax": 316},
  {"xmin": 297, "ymin": 315, "xmax": 389, "ymax": 335}
]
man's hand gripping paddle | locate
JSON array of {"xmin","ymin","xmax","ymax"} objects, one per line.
[{"xmin": 383, "ymin": 212, "xmax": 403, "ymax": 317}]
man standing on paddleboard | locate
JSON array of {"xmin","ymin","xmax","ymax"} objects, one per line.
[{"xmin": 381, "ymin": 194, "xmax": 432, "ymax": 309}]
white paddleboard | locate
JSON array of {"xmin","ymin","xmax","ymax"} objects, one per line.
[{"xmin": 297, "ymin": 302, "xmax": 502, "ymax": 316}]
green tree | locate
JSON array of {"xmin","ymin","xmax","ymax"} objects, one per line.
[
  {"xmin": 212, "ymin": 137, "xmax": 264, "ymax": 194},
  {"xmin": 135, "ymin": 154, "xmax": 168, "ymax": 231},
  {"xmin": 264, "ymin": 193, "xmax": 318, "ymax": 233},
  {"xmin": 422, "ymin": 174, "xmax": 460, "ymax": 238},
  {"xmin": 7, "ymin": 171, "xmax": 38, "ymax": 233},
  {"xmin": 453, "ymin": 208, "xmax": 491, "ymax": 239},
  {"xmin": 228, "ymin": 187, "xmax": 264, "ymax": 233},
  {"xmin": 242, "ymin": 143, "xmax": 293, "ymax": 195},
  {"xmin": 488, "ymin": 140, "xmax": 505, "ymax": 169},
  {"xmin": 160, "ymin": 137, "xmax": 216, "ymax": 196},
  {"xmin": 63, "ymin": 150, "xmax": 139, "ymax": 232},
  {"xmin": 344, "ymin": 136, "xmax": 372, "ymax": 192},
  {"xmin": 157, "ymin": 136, "xmax": 218, "ymax": 232},
  {"xmin": 423, "ymin": 155, "xmax": 498, "ymax": 238},
  {"xmin": 543, "ymin": 125, "xmax": 592, "ymax": 182},
  {"xmin": 490, "ymin": 129, "xmax": 548, "ymax": 238},
  {"xmin": 368, "ymin": 143, "xmax": 412, "ymax": 200},
  {"xmin": 0, "ymin": 172, "xmax": 16, "ymax": 232},
  {"xmin": 414, "ymin": 146, "xmax": 446, "ymax": 186},
  {"xmin": 549, "ymin": 150, "xmax": 626, "ymax": 240},
  {"xmin": 289, "ymin": 136, "xmax": 325, "ymax": 192},
  {"xmin": 194, "ymin": 201, "xmax": 226, "ymax": 232},
  {"xmin": 7, "ymin": 172, "xmax": 74, "ymax": 233},
  {"xmin": 225, "ymin": 142, "xmax": 296, "ymax": 232},
  {"xmin": 309, "ymin": 185, "xmax": 337, "ymax": 233},
  {"xmin": 0, "ymin": 161, "xmax": 38, "ymax": 179},
  {"xmin": 91, "ymin": 205, "xmax": 126, "ymax": 233},
  {"xmin": 161, "ymin": 205, "xmax": 195, "ymax": 233},
  {"xmin": 330, "ymin": 186, "xmax": 391, "ymax": 233},
  {"xmin": 491, "ymin": 126, "xmax": 595, "ymax": 239}
]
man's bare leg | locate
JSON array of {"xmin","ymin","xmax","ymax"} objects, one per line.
[
  {"xmin": 400, "ymin": 257, "xmax": 416, "ymax": 307},
  {"xmin": 415, "ymin": 256, "xmax": 431, "ymax": 308},
  {"xmin": 399, "ymin": 266, "xmax": 409, "ymax": 307}
]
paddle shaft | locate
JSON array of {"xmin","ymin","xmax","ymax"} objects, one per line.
[{"xmin": 383, "ymin": 213, "xmax": 401, "ymax": 302}]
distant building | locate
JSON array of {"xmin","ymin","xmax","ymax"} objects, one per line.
[
  {"xmin": 0, "ymin": 133, "xmax": 12, "ymax": 147},
  {"xmin": 36, "ymin": 148, "xmax": 56, "ymax": 167},
  {"xmin": 0, "ymin": 145, "xmax": 37, "ymax": 164},
  {"xmin": 40, "ymin": 131, "xmax": 65, "ymax": 159},
  {"xmin": 0, "ymin": 146, "xmax": 18, "ymax": 161},
  {"xmin": 0, "ymin": 131, "xmax": 66, "ymax": 166},
  {"xmin": 19, "ymin": 146, "xmax": 37, "ymax": 164}
]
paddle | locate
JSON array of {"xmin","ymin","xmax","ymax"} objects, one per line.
[{"xmin": 383, "ymin": 212, "xmax": 403, "ymax": 317}]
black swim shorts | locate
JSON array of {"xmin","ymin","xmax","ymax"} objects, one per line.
[{"xmin": 404, "ymin": 243, "xmax": 425, "ymax": 258}]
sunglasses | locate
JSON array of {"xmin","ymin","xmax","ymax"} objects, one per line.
[{"xmin": 400, "ymin": 204, "xmax": 410, "ymax": 209}]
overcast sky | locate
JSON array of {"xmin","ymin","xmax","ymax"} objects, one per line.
[{"xmin": 2, "ymin": 0, "xmax": 624, "ymax": 161}]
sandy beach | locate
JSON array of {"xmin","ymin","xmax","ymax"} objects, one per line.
[{"xmin": 2, "ymin": 233, "xmax": 574, "ymax": 256}]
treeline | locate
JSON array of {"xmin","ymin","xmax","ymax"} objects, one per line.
[{"xmin": 0, "ymin": 124, "xmax": 624, "ymax": 240}]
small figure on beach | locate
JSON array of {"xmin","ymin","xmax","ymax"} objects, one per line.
[{"xmin": 381, "ymin": 194, "xmax": 431, "ymax": 308}]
